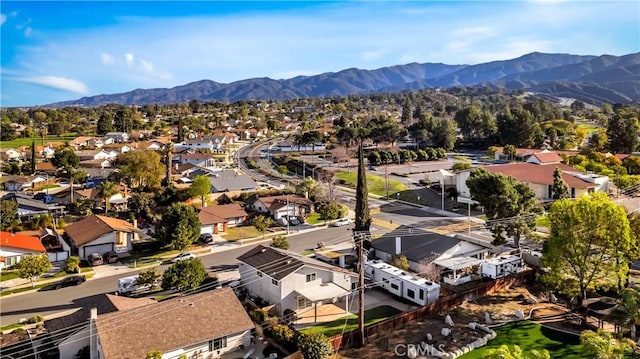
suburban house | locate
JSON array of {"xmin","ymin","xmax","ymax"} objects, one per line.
[
  {"xmin": 0, "ymin": 148, "xmax": 24, "ymax": 162},
  {"xmin": 1, "ymin": 175, "xmax": 52, "ymax": 192},
  {"xmin": 2, "ymin": 193, "xmax": 66, "ymax": 219},
  {"xmin": 178, "ymin": 153, "xmax": 217, "ymax": 167},
  {"xmin": 272, "ymin": 141, "xmax": 326, "ymax": 152},
  {"xmin": 0, "ymin": 231, "xmax": 46, "ymax": 270},
  {"xmin": 370, "ymin": 230, "xmax": 489, "ymax": 273},
  {"xmin": 101, "ymin": 143, "xmax": 131, "ymax": 154},
  {"xmin": 96, "ymin": 287, "xmax": 254, "ymax": 359},
  {"xmin": 175, "ymin": 135, "xmax": 228, "ymax": 152},
  {"xmin": 45, "ymin": 294, "xmax": 155, "ymax": 359},
  {"xmin": 198, "ymin": 203, "xmax": 248, "ymax": 235},
  {"xmin": 69, "ymin": 136, "xmax": 98, "ymax": 149},
  {"xmin": 456, "ymin": 162, "xmax": 609, "ymax": 204},
  {"xmin": 208, "ymin": 170, "xmax": 258, "ymax": 192},
  {"xmin": 238, "ymin": 245, "xmax": 357, "ymax": 321},
  {"xmin": 75, "ymin": 149, "xmax": 117, "ymax": 162},
  {"xmin": 131, "ymin": 140, "xmax": 165, "ymax": 151},
  {"xmin": 494, "ymin": 148, "xmax": 577, "ymax": 162},
  {"xmin": 37, "ymin": 145, "xmax": 57, "ymax": 159},
  {"xmin": 244, "ymin": 194, "xmax": 313, "ymax": 220},
  {"xmin": 104, "ymin": 132, "xmax": 129, "ymax": 143},
  {"xmin": 64, "ymin": 215, "xmax": 139, "ymax": 259},
  {"xmin": 40, "ymin": 227, "xmax": 71, "ymax": 262}
]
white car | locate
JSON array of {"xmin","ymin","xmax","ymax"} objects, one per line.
[
  {"xmin": 171, "ymin": 252, "xmax": 197, "ymax": 263},
  {"xmin": 332, "ymin": 218, "xmax": 354, "ymax": 227}
]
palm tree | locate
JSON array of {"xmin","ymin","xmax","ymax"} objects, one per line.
[
  {"xmin": 485, "ymin": 344, "xmax": 549, "ymax": 359},
  {"xmin": 611, "ymin": 285, "xmax": 640, "ymax": 340},
  {"xmin": 97, "ymin": 181, "xmax": 119, "ymax": 213}
]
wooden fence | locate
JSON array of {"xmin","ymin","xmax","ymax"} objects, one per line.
[{"xmin": 327, "ymin": 270, "xmax": 535, "ymax": 351}]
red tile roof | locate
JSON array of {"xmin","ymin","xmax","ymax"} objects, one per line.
[
  {"xmin": 530, "ymin": 152, "xmax": 562, "ymax": 164},
  {"xmin": 0, "ymin": 231, "xmax": 46, "ymax": 252},
  {"xmin": 482, "ymin": 163, "xmax": 596, "ymax": 189},
  {"xmin": 198, "ymin": 203, "xmax": 247, "ymax": 225}
]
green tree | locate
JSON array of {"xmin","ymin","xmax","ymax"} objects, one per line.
[
  {"xmin": 96, "ymin": 112, "xmax": 114, "ymax": 135},
  {"xmin": 135, "ymin": 268, "xmax": 161, "ymax": 289},
  {"xmin": 502, "ymin": 144, "xmax": 516, "ymax": 162},
  {"xmin": 270, "ymin": 235, "xmax": 289, "ymax": 250},
  {"xmin": 611, "ymin": 285, "xmax": 640, "ymax": 340},
  {"xmin": 430, "ymin": 118, "xmax": 457, "ymax": 150},
  {"xmin": 296, "ymin": 177, "xmax": 324, "ymax": 202},
  {"xmin": 355, "ymin": 145, "xmax": 371, "ymax": 232},
  {"xmin": 541, "ymin": 193, "xmax": 633, "ymax": 308},
  {"xmin": 51, "ymin": 147, "xmax": 79, "ymax": 170},
  {"xmin": 622, "ymin": 156, "xmax": 640, "ymax": 175},
  {"xmin": 161, "ymin": 258, "xmax": 207, "ymax": 291},
  {"xmin": 580, "ymin": 329, "xmax": 635, "ymax": 359},
  {"xmin": 30, "ymin": 140, "xmax": 36, "ymax": 174},
  {"xmin": 317, "ymin": 202, "xmax": 343, "ymax": 221},
  {"xmin": 114, "ymin": 107, "xmax": 133, "ymax": 133},
  {"xmin": 277, "ymin": 165, "xmax": 288, "ymax": 178},
  {"xmin": 128, "ymin": 193, "xmax": 156, "ymax": 222},
  {"xmin": 551, "ymin": 168, "xmax": 569, "ymax": 200},
  {"xmin": 252, "ymin": 215, "xmax": 273, "ymax": 239},
  {"xmin": 190, "ymin": 175, "xmax": 211, "ymax": 207},
  {"xmin": 297, "ymin": 331, "xmax": 333, "ymax": 359},
  {"xmin": 64, "ymin": 256, "xmax": 81, "ymax": 273},
  {"xmin": 113, "ymin": 150, "xmax": 164, "ymax": 191},
  {"xmin": 485, "ymin": 344, "xmax": 550, "ymax": 359},
  {"xmin": 0, "ymin": 200, "xmax": 20, "ymax": 231},
  {"xmin": 156, "ymin": 203, "xmax": 201, "ymax": 251},
  {"xmin": 607, "ymin": 112, "xmax": 640, "ymax": 154},
  {"xmin": 97, "ymin": 181, "xmax": 119, "ymax": 213},
  {"xmin": 0, "ymin": 121, "xmax": 17, "ymax": 141},
  {"xmin": 145, "ymin": 350, "xmax": 162, "ymax": 359},
  {"xmin": 16, "ymin": 254, "xmax": 52, "ymax": 287},
  {"xmin": 466, "ymin": 168, "xmax": 540, "ymax": 247}
]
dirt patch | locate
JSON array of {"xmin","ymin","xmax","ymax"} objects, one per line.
[{"xmin": 339, "ymin": 285, "xmax": 574, "ymax": 359}]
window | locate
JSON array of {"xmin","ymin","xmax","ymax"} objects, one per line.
[
  {"xmin": 419, "ymin": 289, "xmax": 424, "ymax": 300},
  {"xmin": 390, "ymin": 283, "xmax": 399, "ymax": 290},
  {"xmin": 272, "ymin": 278, "xmax": 278, "ymax": 286},
  {"xmin": 256, "ymin": 271, "xmax": 263, "ymax": 277},
  {"xmin": 116, "ymin": 233, "xmax": 125, "ymax": 245},
  {"xmin": 306, "ymin": 273, "xmax": 317, "ymax": 282},
  {"xmin": 407, "ymin": 289, "xmax": 415, "ymax": 299},
  {"xmin": 209, "ymin": 336, "xmax": 227, "ymax": 351}
]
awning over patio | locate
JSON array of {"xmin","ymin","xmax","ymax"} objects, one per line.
[
  {"xmin": 434, "ymin": 256, "xmax": 482, "ymax": 270},
  {"xmin": 295, "ymin": 283, "xmax": 350, "ymax": 302}
]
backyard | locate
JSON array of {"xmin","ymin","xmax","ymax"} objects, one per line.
[
  {"xmin": 337, "ymin": 171, "xmax": 408, "ymax": 197},
  {"xmin": 300, "ymin": 305, "xmax": 401, "ymax": 337}
]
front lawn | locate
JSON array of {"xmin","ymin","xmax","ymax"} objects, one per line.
[
  {"xmin": 305, "ymin": 213, "xmax": 323, "ymax": 225},
  {"xmin": 300, "ymin": 305, "xmax": 401, "ymax": 337},
  {"xmin": 221, "ymin": 226, "xmax": 268, "ymax": 241},
  {"xmin": 0, "ymin": 270, "xmax": 19, "ymax": 282},
  {"xmin": 459, "ymin": 321, "xmax": 582, "ymax": 359},
  {"xmin": 337, "ymin": 171, "xmax": 408, "ymax": 197}
]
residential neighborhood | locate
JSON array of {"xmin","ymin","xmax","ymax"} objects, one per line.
[{"xmin": 1, "ymin": 62, "xmax": 640, "ymax": 359}]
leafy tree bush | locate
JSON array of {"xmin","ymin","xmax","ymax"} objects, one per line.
[
  {"xmin": 161, "ymin": 258, "xmax": 207, "ymax": 291},
  {"xmin": 252, "ymin": 215, "xmax": 273, "ymax": 239},
  {"xmin": 27, "ymin": 315, "xmax": 44, "ymax": 324},
  {"xmin": 135, "ymin": 268, "xmax": 161, "ymax": 288},
  {"xmin": 1, "ymin": 199, "xmax": 20, "ymax": 231},
  {"xmin": 16, "ymin": 254, "xmax": 52, "ymax": 287},
  {"xmin": 156, "ymin": 203, "xmax": 200, "ymax": 251},
  {"xmin": 145, "ymin": 351, "xmax": 162, "ymax": 359},
  {"xmin": 392, "ymin": 254, "xmax": 410, "ymax": 271},
  {"xmin": 251, "ymin": 308, "xmax": 268, "ymax": 324},
  {"xmin": 270, "ymin": 235, "xmax": 289, "ymax": 250},
  {"xmin": 451, "ymin": 162, "xmax": 472, "ymax": 171},
  {"xmin": 297, "ymin": 331, "xmax": 333, "ymax": 359},
  {"xmin": 272, "ymin": 324, "xmax": 296, "ymax": 348},
  {"xmin": 317, "ymin": 201, "xmax": 343, "ymax": 220},
  {"xmin": 65, "ymin": 256, "xmax": 81, "ymax": 273}
]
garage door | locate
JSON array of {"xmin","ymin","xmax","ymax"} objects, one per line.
[
  {"xmin": 82, "ymin": 243, "xmax": 114, "ymax": 259},
  {"xmin": 201, "ymin": 225, "xmax": 214, "ymax": 235}
]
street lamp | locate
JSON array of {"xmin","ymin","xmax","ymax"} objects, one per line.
[
  {"xmin": 417, "ymin": 195, "xmax": 421, "ymax": 205},
  {"xmin": 396, "ymin": 192, "xmax": 400, "ymax": 201}
]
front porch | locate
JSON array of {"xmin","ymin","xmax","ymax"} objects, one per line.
[{"xmin": 434, "ymin": 256, "xmax": 482, "ymax": 286}]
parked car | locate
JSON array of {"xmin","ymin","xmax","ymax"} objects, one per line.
[
  {"xmin": 103, "ymin": 251, "xmax": 120, "ymax": 264},
  {"xmin": 171, "ymin": 252, "xmax": 196, "ymax": 263},
  {"xmin": 87, "ymin": 253, "xmax": 104, "ymax": 266},
  {"xmin": 54, "ymin": 275, "xmax": 86, "ymax": 290},
  {"xmin": 199, "ymin": 233, "xmax": 213, "ymax": 244},
  {"xmin": 332, "ymin": 218, "xmax": 354, "ymax": 227},
  {"xmin": 287, "ymin": 216, "xmax": 301, "ymax": 226}
]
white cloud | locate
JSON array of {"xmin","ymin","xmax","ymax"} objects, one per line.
[
  {"xmin": 361, "ymin": 49, "xmax": 387, "ymax": 61},
  {"xmin": 1, "ymin": 14, "xmax": 7, "ymax": 26},
  {"xmin": 17, "ymin": 75, "xmax": 88, "ymax": 93},
  {"xmin": 452, "ymin": 26, "xmax": 496, "ymax": 37},
  {"xmin": 101, "ymin": 52, "xmax": 114, "ymax": 65},
  {"xmin": 24, "ymin": 26, "xmax": 32, "ymax": 37},
  {"xmin": 139, "ymin": 59, "xmax": 153, "ymax": 72},
  {"xmin": 124, "ymin": 53, "xmax": 134, "ymax": 67}
]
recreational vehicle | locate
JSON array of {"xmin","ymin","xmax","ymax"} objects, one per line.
[{"xmin": 365, "ymin": 260, "xmax": 440, "ymax": 306}]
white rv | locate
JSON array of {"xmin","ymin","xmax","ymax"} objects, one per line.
[
  {"xmin": 117, "ymin": 275, "xmax": 157, "ymax": 296},
  {"xmin": 365, "ymin": 260, "xmax": 440, "ymax": 306},
  {"xmin": 481, "ymin": 255, "xmax": 524, "ymax": 279}
]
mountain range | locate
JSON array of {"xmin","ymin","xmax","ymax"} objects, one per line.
[{"xmin": 52, "ymin": 52, "xmax": 640, "ymax": 107}]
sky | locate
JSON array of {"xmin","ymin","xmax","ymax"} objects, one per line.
[{"xmin": 1, "ymin": 1, "xmax": 638, "ymax": 107}]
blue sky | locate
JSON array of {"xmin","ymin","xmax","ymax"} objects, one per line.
[{"xmin": 1, "ymin": 1, "xmax": 638, "ymax": 107}]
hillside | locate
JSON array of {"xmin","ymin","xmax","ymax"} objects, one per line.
[{"xmin": 51, "ymin": 52, "xmax": 640, "ymax": 107}]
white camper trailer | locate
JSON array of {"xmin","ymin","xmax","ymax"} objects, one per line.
[
  {"xmin": 481, "ymin": 255, "xmax": 524, "ymax": 279},
  {"xmin": 365, "ymin": 260, "xmax": 440, "ymax": 306}
]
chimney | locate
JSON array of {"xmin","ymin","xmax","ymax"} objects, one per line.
[
  {"xmin": 90, "ymin": 307, "xmax": 98, "ymax": 320},
  {"xmin": 395, "ymin": 237, "xmax": 401, "ymax": 255}
]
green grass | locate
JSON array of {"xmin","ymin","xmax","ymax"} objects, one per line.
[
  {"xmin": 300, "ymin": 305, "xmax": 401, "ymax": 337},
  {"xmin": 221, "ymin": 226, "xmax": 267, "ymax": 241},
  {"xmin": 337, "ymin": 171, "xmax": 408, "ymax": 197},
  {"xmin": 0, "ymin": 323, "xmax": 24, "ymax": 332},
  {"xmin": 459, "ymin": 321, "xmax": 582, "ymax": 359},
  {"xmin": 536, "ymin": 215, "xmax": 551, "ymax": 227},
  {"xmin": 0, "ymin": 134, "xmax": 78, "ymax": 148},
  {"xmin": 305, "ymin": 213, "xmax": 324, "ymax": 225},
  {"xmin": 0, "ymin": 270, "xmax": 19, "ymax": 282}
]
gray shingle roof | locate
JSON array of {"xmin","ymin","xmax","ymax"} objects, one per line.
[{"xmin": 372, "ymin": 230, "xmax": 461, "ymax": 263}]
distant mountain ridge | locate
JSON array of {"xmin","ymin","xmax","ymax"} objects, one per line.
[{"xmin": 51, "ymin": 52, "xmax": 640, "ymax": 107}]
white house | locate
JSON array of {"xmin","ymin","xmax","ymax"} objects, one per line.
[
  {"xmin": 245, "ymin": 194, "xmax": 313, "ymax": 220},
  {"xmin": 104, "ymin": 132, "xmax": 129, "ymax": 143},
  {"xmin": 175, "ymin": 135, "xmax": 227, "ymax": 152},
  {"xmin": 456, "ymin": 163, "xmax": 609, "ymax": 204},
  {"xmin": 198, "ymin": 203, "xmax": 248, "ymax": 235},
  {"xmin": 75, "ymin": 149, "xmax": 116, "ymax": 161},
  {"xmin": 238, "ymin": 245, "xmax": 357, "ymax": 321},
  {"xmin": 96, "ymin": 287, "xmax": 254, "ymax": 359},
  {"xmin": 64, "ymin": 215, "xmax": 139, "ymax": 259},
  {"xmin": 0, "ymin": 231, "xmax": 47, "ymax": 270}
]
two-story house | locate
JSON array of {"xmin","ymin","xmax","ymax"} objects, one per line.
[
  {"xmin": 64, "ymin": 215, "xmax": 139, "ymax": 259},
  {"xmin": 238, "ymin": 245, "xmax": 357, "ymax": 322}
]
